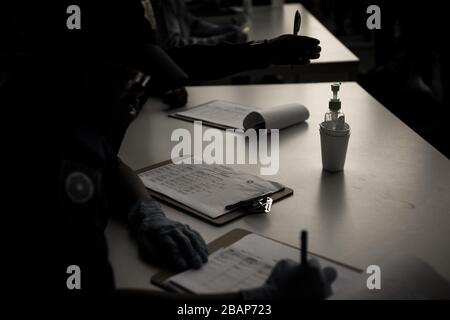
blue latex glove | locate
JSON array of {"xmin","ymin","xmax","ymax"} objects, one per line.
[
  {"xmin": 128, "ymin": 199, "xmax": 208, "ymax": 271},
  {"xmin": 241, "ymin": 258, "xmax": 337, "ymax": 300}
]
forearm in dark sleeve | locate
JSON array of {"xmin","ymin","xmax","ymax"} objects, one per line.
[
  {"xmin": 167, "ymin": 41, "xmax": 270, "ymax": 81},
  {"xmin": 107, "ymin": 158, "xmax": 152, "ymax": 220}
]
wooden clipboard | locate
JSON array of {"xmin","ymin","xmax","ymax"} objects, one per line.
[
  {"xmin": 136, "ymin": 160, "xmax": 293, "ymax": 226},
  {"xmin": 151, "ymin": 228, "xmax": 363, "ymax": 290}
]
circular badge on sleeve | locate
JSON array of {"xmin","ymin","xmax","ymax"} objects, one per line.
[{"xmin": 65, "ymin": 171, "xmax": 95, "ymax": 204}]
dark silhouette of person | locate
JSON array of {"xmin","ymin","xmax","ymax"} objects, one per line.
[
  {"xmin": 3, "ymin": 1, "xmax": 335, "ymax": 299},
  {"xmin": 150, "ymin": 0, "xmax": 248, "ymax": 49}
]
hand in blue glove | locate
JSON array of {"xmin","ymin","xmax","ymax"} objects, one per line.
[
  {"xmin": 241, "ymin": 258, "xmax": 337, "ymax": 300},
  {"xmin": 129, "ymin": 199, "xmax": 208, "ymax": 271}
]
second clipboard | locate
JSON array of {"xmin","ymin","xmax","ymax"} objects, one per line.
[{"xmin": 136, "ymin": 160, "xmax": 294, "ymax": 226}]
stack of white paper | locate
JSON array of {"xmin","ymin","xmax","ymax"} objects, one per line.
[{"xmin": 172, "ymin": 100, "xmax": 310, "ymax": 130}]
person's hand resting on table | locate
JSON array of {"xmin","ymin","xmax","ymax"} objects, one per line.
[
  {"xmin": 241, "ymin": 258, "xmax": 337, "ymax": 299},
  {"xmin": 128, "ymin": 199, "xmax": 208, "ymax": 271}
]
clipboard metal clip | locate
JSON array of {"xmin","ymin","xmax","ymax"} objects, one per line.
[
  {"xmin": 257, "ymin": 196, "xmax": 273, "ymax": 213},
  {"xmin": 226, "ymin": 195, "xmax": 273, "ymax": 214}
]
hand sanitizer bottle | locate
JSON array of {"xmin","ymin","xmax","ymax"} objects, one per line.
[
  {"xmin": 324, "ymin": 83, "xmax": 345, "ymax": 131},
  {"xmin": 320, "ymin": 82, "xmax": 350, "ymax": 172}
]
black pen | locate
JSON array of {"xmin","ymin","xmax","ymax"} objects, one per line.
[
  {"xmin": 225, "ymin": 192, "xmax": 273, "ymax": 211},
  {"xmin": 291, "ymin": 10, "xmax": 302, "ymax": 70},
  {"xmin": 294, "ymin": 10, "xmax": 301, "ymax": 36},
  {"xmin": 301, "ymin": 230, "xmax": 308, "ymax": 266}
]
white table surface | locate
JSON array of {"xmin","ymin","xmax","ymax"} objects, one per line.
[{"xmin": 107, "ymin": 82, "xmax": 450, "ymax": 289}]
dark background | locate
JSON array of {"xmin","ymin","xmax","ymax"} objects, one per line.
[{"xmin": 2, "ymin": 1, "xmax": 448, "ymax": 157}]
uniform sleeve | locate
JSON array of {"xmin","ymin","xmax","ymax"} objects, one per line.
[{"xmin": 59, "ymin": 136, "xmax": 116, "ymax": 292}]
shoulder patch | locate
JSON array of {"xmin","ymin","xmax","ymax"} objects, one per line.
[{"xmin": 65, "ymin": 171, "xmax": 95, "ymax": 204}]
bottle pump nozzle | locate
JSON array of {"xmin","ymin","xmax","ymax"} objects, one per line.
[{"xmin": 329, "ymin": 82, "xmax": 342, "ymax": 111}]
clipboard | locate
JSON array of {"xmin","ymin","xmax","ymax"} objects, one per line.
[
  {"xmin": 151, "ymin": 228, "xmax": 363, "ymax": 290},
  {"xmin": 168, "ymin": 100, "xmax": 251, "ymax": 131},
  {"xmin": 169, "ymin": 112, "xmax": 237, "ymax": 131},
  {"xmin": 136, "ymin": 160, "xmax": 294, "ymax": 226}
]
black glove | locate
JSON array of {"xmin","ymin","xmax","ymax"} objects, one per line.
[
  {"xmin": 161, "ymin": 87, "xmax": 188, "ymax": 108},
  {"xmin": 266, "ymin": 34, "xmax": 321, "ymax": 65},
  {"xmin": 241, "ymin": 258, "xmax": 337, "ymax": 300},
  {"xmin": 128, "ymin": 199, "xmax": 208, "ymax": 271}
]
